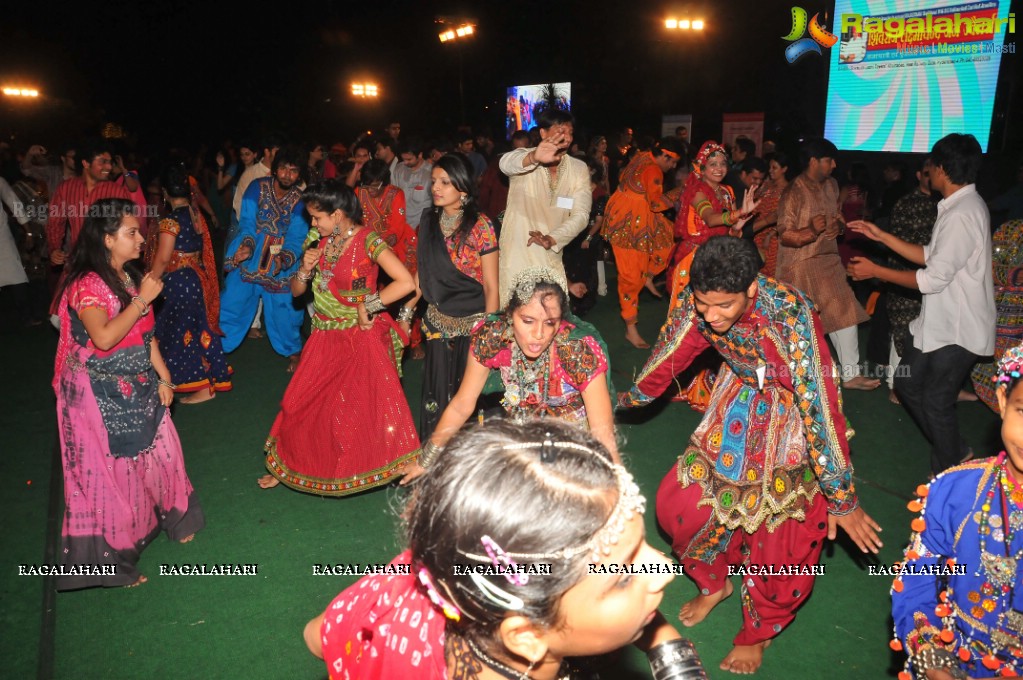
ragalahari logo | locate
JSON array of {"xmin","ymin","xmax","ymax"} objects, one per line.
[{"xmin": 783, "ymin": 7, "xmax": 839, "ymax": 63}]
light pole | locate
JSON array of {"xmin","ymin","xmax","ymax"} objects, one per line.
[{"xmin": 437, "ymin": 18, "xmax": 476, "ymax": 124}]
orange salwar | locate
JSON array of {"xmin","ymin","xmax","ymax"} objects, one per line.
[{"xmin": 612, "ymin": 244, "xmax": 672, "ymax": 324}]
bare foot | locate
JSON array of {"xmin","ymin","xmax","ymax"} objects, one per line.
[
  {"xmin": 644, "ymin": 278, "xmax": 663, "ymax": 299},
  {"xmin": 410, "ymin": 345, "xmax": 425, "ymax": 360},
  {"xmin": 179, "ymin": 534, "xmax": 195, "ymax": 544},
  {"xmin": 258, "ymin": 474, "xmax": 280, "ymax": 489},
  {"xmin": 843, "ymin": 376, "xmax": 881, "ymax": 391},
  {"xmin": 680, "ymin": 578, "xmax": 733, "ymax": 627},
  {"xmin": 125, "ymin": 574, "xmax": 148, "ymax": 588},
  {"xmin": 179, "ymin": 391, "xmax": 215, "ymax": 405},
  {"xmin": 957, "ymin": 390, "xmax": 978, "ymax": 402},
  {"xmin": 286, "ymin": 354, "xmax": 301, "ymax": 373},
  {"xmin": 888, "ymin": 390, "xmax": 900, "ymax": 405},
  {"xmin": 720, "ymin": 640, "xmax": 771, "ymax": 674},
  {"xmin": 247, "ymin": 328, "xmax": 264, "ymax": 339},
  {"xmin": 625, "ymin": 325, "xmax": 650, "ymax": 349}
]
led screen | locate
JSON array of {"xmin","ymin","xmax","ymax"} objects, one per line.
[
  {"xmin": 506, "ymin": 82, "xmax": 571, "ymax": 138},
  {"xmin": 825, "ymin": 0, "xmax": 1014, "ymax": 151}
]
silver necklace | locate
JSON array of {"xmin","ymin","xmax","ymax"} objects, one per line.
[{"xmin": 439, "ymin": 210, "xmax": 463, "ymax": 238}]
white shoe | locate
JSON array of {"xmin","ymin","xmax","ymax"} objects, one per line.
[{"xmin": 597, "ymin": 286, "xmax": 608, "ymax": 296}]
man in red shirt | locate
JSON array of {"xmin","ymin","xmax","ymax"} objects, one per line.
[
  {"xmin": 47, "ymin": 140, "xmax": 131, "ymax": 266},
  {"xmin": 46, "ymin": 140, "xmax": 132, "ymax": 313}
]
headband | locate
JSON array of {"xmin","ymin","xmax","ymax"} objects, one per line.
[
  {"xmin": 506, "ymin": 266, "xmax": 570, "ymax": 307},
  {"xmin": 995, "ymin": 342, "xmax": 1023, "ymax": 384}
]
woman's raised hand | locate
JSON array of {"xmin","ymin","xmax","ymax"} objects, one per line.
[
  {"xmin": 301, "ymin": 247, "xmax": 321, "ymax": 274},
  {"xmin": 741, "ymin": 186, "xmax": 760, "ymax": 216},
  {"xmin": 139, "ymin": 273, "xmax": 164, "ymax": 304}
]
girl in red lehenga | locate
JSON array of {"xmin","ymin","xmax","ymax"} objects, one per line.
[
  {"xmin": 259, "ymin": 180, "xmax": 419, "ymax": 495},
  {"xmin": 666, "ymin": 141, "xmax": 757, "ymax": 411}
]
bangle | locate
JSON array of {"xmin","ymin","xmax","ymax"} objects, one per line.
[
  {"xmin": 646, "ymin": 638, "xmax": 708, "ymax": 680},
  {"xmin": 584, "ymin": 235, "xmax": 593, "ymax": 242},
  {"xmin": 295, "ymin": 269, "xmax": 314, "ymax": 283},
  {"xmin": 420, "ymin": 441, "xmax": 442, "ymax": 468},
  {"xmin": 364, "ymin": 292, "xmax": 386, "ymax": 316},
  {"xmin": 157, "ymin": 378, "xmax": 176, "ymax": 390},
  {"xmin": 130, "ymin": 296, "xmax": 149, "ymax": 317},
  {"xmin": 722, "ymin": 210, "xmax": 735, "ymax": 227},
  {"xmin": 397, "ymin": 306, "xmax": 415, "ymax": 323}
]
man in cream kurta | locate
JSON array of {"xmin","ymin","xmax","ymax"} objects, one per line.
[{"xmin": 498, "ymin": 110, "xmax": 591, "ymax": 306}]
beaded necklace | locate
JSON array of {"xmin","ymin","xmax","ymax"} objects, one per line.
[
  {"xmin": 119, "ymin": 270, "xmax": 133, "ymax": 291},
  {"xmin": 463, "ymin": 636, "xmax": 569, "ymax": 680},
  {"xmin": 317, "ymin": 225, "xmax": 356, "ymax": 292},
  {"xmin": 965, "ymin": 455, "xmax": 1023, "ymax": 673},
  {"xmin": 541, "ymin": 155, "xmax": 567, "ymax": 202},
  {"xmin": 977, "ymin": 459, "xmax": 1023, "ymax": 589},
  {"xmin": 506, "ymin": 343, "xmax": 552, "ymax": 423}
]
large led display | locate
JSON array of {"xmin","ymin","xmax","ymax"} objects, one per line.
[
  {"xmin": 506, "ymin": 83, "xmax": 571, "ymax": 138},
  {"xmin": 825, "ymin": 0, "xmax": 1015, "ymax": 151}
]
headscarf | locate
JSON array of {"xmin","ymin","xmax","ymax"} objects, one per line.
[{"xmin": 691, "ymin": 140, "xmax": 727, "ymax": 179}]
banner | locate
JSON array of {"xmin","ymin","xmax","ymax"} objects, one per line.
[
  {"xmin": 661, "ymin": 114, "xmax": 693, "ymax": 140},
  {"xmin": 721, "ymin": 113, "xmax": 765, "ymax": 155}
]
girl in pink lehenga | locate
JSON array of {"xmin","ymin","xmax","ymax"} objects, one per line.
[{"xmin": 53, "ymin": 198, "xmax": 204, "ymax": 589}]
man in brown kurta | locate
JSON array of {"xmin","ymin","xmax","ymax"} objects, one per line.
[{"xmin": 775, "ymin": 138, "xmax": 880, "ymax": 390}]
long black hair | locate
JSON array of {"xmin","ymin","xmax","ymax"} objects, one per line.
[
  {"xmin": 57, "ymin": 198, "xmax": 142, "ymax": 308},
  {"xmin": 430, "ymin": 153, "xmax": 482, "ymax": 254}
]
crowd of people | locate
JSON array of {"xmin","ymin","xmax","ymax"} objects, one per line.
[{"xmin": 2, "ymin": 113, "xmax": 1022, "ymax": 678}]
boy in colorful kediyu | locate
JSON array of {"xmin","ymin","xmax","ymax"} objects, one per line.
[
  {"xmin": 619, "ymin": 236, "xmax": 883, "ymax": 674},
  {"xmin": 891, "ymin": 344, "xmax": 1023, "ymax": 679}
]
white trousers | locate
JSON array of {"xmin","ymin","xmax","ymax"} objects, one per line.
[{"xmin": 828, "ymin": 325, "xmax": 861, "ymax": 380}]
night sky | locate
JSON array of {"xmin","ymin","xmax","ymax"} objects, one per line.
[{"xmin": 1, "ymin": 0, "xmax": 1019, "ymax": 157}]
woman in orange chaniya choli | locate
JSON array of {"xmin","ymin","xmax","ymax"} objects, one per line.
[
  {"xmin": 666, "ymin": 141, "xmax": 757, "ymax": 410},
  {"xmin": 601, "ymin": 138, "xmax": 682, "ymax": 348}
]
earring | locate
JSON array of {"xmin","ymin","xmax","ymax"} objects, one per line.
[
  {"xmin": 459, "ymin": 194, "xmax": 468, "ymax": 207},
  {"xmin": 332, "ymin": 221, "xmax": 341, "ymax": 236},
  {"xmin": 518, "ymin": 659, "xmax": 537, "ymax": 680}
]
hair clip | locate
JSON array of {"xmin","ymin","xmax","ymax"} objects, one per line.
[
  {"xmin": 995, "ymin": 345, "xmax": 1023, "ymax": 384},
  {"xmin": 480, "ymin": 535, "xmax": 528, "ymax": 586},
  {"xmin": 466, "ymin": 571, "xmax": 525, "ymax": 611},
  {"xmin": 418, "ymin": 568, "xmax": 461, "ymax": 622}
]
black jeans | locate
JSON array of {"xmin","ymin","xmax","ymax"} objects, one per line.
[{"xmin": 894, "ymin": 337, "xmax": 978, "ymax": 475}]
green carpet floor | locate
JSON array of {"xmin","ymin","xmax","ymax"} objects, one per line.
[{"xmin": 0, "ymin": 273, "xmax": 1003, "ymax": 679}]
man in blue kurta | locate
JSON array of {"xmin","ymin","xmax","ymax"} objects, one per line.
[{"xmin": 220, "ymin": 147, "xmax": 308, "ymax": 370}]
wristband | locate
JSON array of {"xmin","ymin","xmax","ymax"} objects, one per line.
[{"xmin": 646, "ymin": 638, "xmax": 709, "ymax": 680}]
